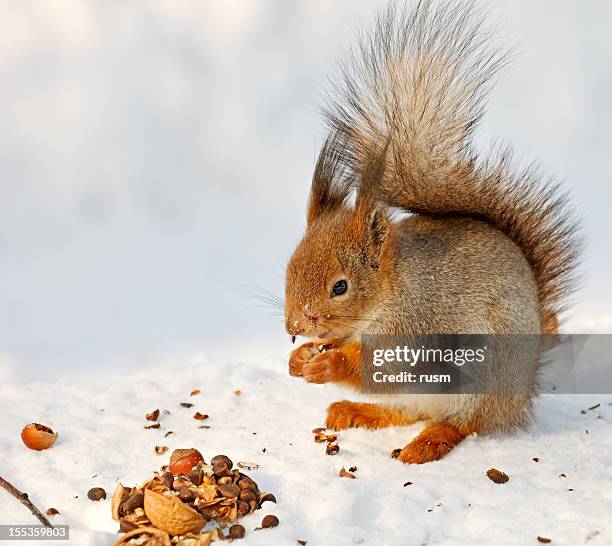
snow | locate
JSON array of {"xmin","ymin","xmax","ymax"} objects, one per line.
[{"xmin": 1, "ymin": 355, "xmax": 611, "ymax": 546}]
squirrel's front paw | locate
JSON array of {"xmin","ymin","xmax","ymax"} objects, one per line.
[
  {"xmin": 288, "ymin": 342, "xmax": 319, "ymax": 377},
  {"xmin": 302, "ymin": 349, "xmax": 340, "ymax": 384}
]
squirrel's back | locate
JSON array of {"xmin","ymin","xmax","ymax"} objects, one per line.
[{"xmin": 383, "ymin": 215, "xmax": 539, "ymax": 335}]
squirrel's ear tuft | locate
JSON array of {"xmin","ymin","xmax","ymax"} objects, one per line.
[
  {"xmin": 307, "ymin": 133, "xmax": 353, "ymax": 225},
  {"xmin": 365, "ymin": 209, "xmax": 389, "ymax": 267}
]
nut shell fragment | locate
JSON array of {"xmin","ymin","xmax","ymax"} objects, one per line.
[
  {"xmin": 114, "ymin": 526, "xmax": 171, "ymax": 546},
  {"xmin": 143, "ymin": 489, "xmax": 205, "ymax": 535},
  {"xmin": 20, "ymin": 423, "xmax": 58, "ymax": 451},
  {"xmin": 112, "ymin": 484, "xmax": 131, "ymax": 521}
]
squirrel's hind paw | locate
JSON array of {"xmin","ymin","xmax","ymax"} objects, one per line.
[{"xmin": 396, "ymin": 423, "xmax": 470, "ymax": 464}]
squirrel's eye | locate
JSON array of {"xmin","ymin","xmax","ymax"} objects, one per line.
[{"xmin": 331, "ymin": 279, "xmax": 348, "ymax": 296}]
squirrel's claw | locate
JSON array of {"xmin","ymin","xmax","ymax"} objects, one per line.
[{"xmin": 302, "ymin": 350, "xmax": 336, "ymax": 384}]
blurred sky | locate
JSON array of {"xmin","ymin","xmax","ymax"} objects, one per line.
[{"xmin": 1, "ymin": 0, "xmax": 611, "ymax": 383}]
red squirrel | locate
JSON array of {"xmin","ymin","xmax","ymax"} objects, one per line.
[{"xmin": 284, "ymin": 0, "xmax": 580, "ymax": 463}]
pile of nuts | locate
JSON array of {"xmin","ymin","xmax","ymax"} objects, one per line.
[{"xmin": 112, "ymin": 448, "xmax": 277, "ymax": 545}]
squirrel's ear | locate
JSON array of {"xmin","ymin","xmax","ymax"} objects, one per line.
[
  {"xmin": 365, "ymin": 209, "xmax": 389, "ymax": 267},
  {"xmin": 307, "ymin": 133, "xmax": 352, "ymax": 225}
]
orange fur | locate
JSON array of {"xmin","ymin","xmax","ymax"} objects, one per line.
[
  {"xmin": 302, "ymin": 342, "xmax": 361, "ymax": 388},
  {"xmin": 397, "ymin": 423, "xmax": 473, "ymax": 464},
  {"xmin": 326, "ymin": 400, "xmax": 419, "ymax": 430}
]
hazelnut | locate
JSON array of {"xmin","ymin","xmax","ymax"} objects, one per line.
[
  {"xmin": 168, "ymin": 449, "xmax": 204, "ymax": 476},
  {"xmin": 228, "ymin": 524, "xmax": 246, "ymax": 539},
  {"xmin": 20, "ymin": 423, "xmax": 58, "ymax": 451},
  {"xmin": 87, "ymin": 487, "xmax": 107, "ymax": 501},
  {"xmin": 261, "ymin": 514, "xmax": 279, "ymax": 528}
]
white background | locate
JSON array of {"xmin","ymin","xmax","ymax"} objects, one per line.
[{"xmin": 1, "ymin": 0, "xmax": 611, "ymax": 382}]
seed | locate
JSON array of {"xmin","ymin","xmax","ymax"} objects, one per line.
[
  {"xmin": 180, "ymin": 402, "xmax": 194, "ymax": 408},
  {"xmin": 218, "ymin": 484, "xmax": 241, "ymax": 498},
  {"xmin": 239, "ymin": 489, "xmax": 256, "ymax": 502},
  {"xmin": 172, "ymin": 477, "xmax": 191, "ymax": 491},
  {"xmin": 121, "ymin": 492, "xmax": 144, "ymax": 513},
  {"xmin": 229, "ymin": 524, "xmax": 246, "ymax": 539},
  {"xmin": 144, "ymin": 423, "xmax": 160, "ymax": 429},
  {"xmin": 46, "ymin": 508, "xmax": 59, "ymax": 516},
  {"xmin": 237, "ymin": 476, "xmax": 257, "ymax": 491},
  {"xmin": 193, "ymin": 412, "xmax": 209, "ymax": 421},
  {"xmin": 190, "ymin": 389, "xmax": 201, "ymax": 396},
  {"xmin": 87, "ymin": 487, "xmax": 107, "ymax": 501},
  {"xmin": 238, "ymin": 500, "xmax": 250, "ymax": 516},
  {"xmin": 188, "ymin": 467, "xmax": 204, "ymax": 486},
  {"xmin": 486, "ymin": 468, "xmax": 509, "ymax": 484},
  {"xmin": 262, "ymin": 514, "xmax": 279, "ymax": 528},
  {"xmin": 154, "ymin": 445, "xmax": 169, "ymax": 456},
  {"xmin": 196, "ymin": 507, "xmax": 211, "ymax": 522},
  {"xmin": 217, "ymin": 476, "xmax": 233, "ymax": 485},
  {"xmin": 161, "ymin": 471, "xmax": 174, "ymax": 489},
  {"xmin": 178, "ymin": 487, "xmax": 195, "ymax": 503},
  {"xmin": 211, "ymin": 455, "xmax": 233, "ymax": 474}
]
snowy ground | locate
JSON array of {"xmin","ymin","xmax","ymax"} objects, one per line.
[{"xmin": 1, "ymin": 355, "xmax": 611, "ymax": 546}]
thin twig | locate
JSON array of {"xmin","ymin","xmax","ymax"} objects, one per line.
[{"xmin": 0, "ymin": 474, "xmax": 53, "ymax": 528}]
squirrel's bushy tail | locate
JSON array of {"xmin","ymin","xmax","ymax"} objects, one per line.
[{"xmin": 323, "ymin": 0, "xmax": 581, "ymax": 332}]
